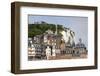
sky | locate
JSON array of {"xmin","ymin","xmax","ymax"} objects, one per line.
[{"xmin": 28, "ymin": 15, "xmax": 88, "ymax": 48}]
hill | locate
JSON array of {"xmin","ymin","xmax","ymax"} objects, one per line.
[{"xmin": 28, "ymin": 21, "xmax": 64, "ymax": 37}]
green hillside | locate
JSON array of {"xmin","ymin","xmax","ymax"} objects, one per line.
[{"xmin": 28, "ymin": 22, "xmax": 64, "ymax": 37}]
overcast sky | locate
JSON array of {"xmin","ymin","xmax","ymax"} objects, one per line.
[{"xmin": 28, "ymin": 15, "xmax": 88, "ymax": 48}]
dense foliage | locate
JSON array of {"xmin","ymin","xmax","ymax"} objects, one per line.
[{"xmin": 28, "ymin": 22, "xmax": 64, "ymax": 37}]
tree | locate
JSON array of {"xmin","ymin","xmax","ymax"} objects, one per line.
[{"xmin": 28, "ymin": 22, "xmax": 64, "ymax": 37}]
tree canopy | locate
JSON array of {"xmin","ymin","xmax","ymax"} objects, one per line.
[{"xmin": 28, "ymin": 22, "xmax": 64, "ymax": 37}]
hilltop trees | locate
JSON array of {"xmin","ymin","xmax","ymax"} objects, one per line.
[{"xmin": 28, "ymin": 22, "xmax": 64, "ymax": 37}]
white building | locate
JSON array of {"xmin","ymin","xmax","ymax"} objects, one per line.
[
  {"xmin": 45, "ymin": 46, "xmax": 52, "ymax": 59},
  {"xmin": 52, "ymin": 46, "xmax": 56, "ymax": 56}
]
